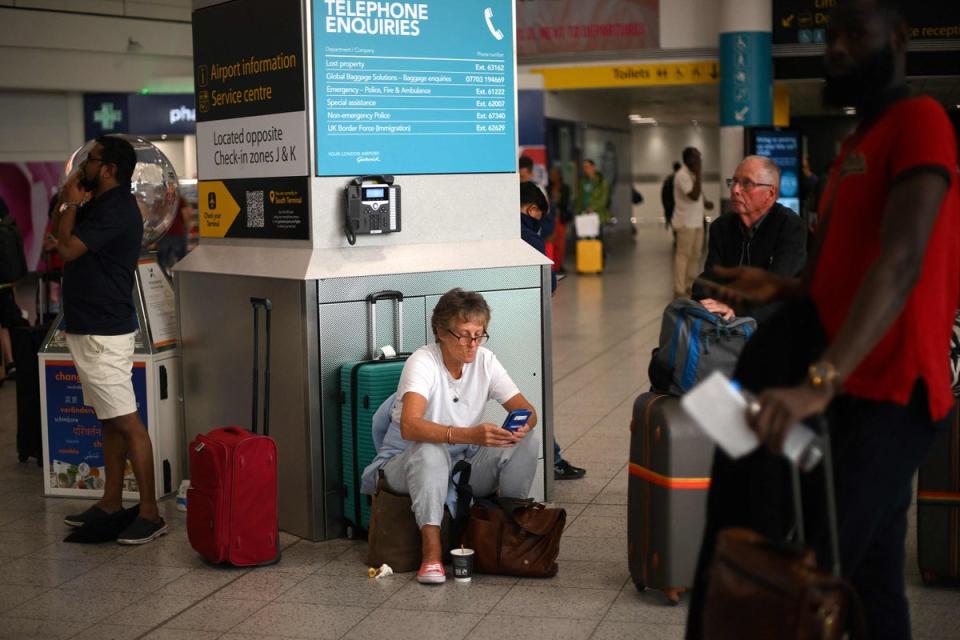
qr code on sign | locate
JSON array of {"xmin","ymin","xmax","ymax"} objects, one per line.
[{"xmin": 246, "ymin": 190, "xmax": 264, "ymax": 228}]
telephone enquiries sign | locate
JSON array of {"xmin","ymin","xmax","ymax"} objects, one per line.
[{"xmin": 312, "ymin": 0, "xmax": 517, "ymax": 176}]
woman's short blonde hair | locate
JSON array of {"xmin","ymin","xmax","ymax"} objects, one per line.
[{"xmin": 431, "ymin": 288, "xmax": 491, "ymax": 338}]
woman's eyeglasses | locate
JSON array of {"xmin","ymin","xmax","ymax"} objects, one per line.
[{"xmin": 446, "ymin": 329, "xmax": 490, "ymax": 346}]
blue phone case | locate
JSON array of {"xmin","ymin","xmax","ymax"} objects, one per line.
[{"xmin": 502, "ymin": 410, "xmax": 531, "ymax": 432}]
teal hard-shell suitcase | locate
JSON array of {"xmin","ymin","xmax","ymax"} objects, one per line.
[{"xmin": 340, "ymin": 291, "xmax": 408, "ymax": 538}]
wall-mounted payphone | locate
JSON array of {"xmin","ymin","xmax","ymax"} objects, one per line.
[{"xmin": 344, "ymin": 175, "xmax": 401, "ymax": 245}]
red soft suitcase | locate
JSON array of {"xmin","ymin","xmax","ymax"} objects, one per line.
[{"xmin": 187, "ymin": 297, "xmax": 279, "ymax": 566}]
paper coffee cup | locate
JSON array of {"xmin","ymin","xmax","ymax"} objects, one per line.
[{"xmin": 451, "ymin": 547, "xmax": 474, "ymax": 582}]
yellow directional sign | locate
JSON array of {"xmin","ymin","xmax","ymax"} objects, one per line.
[
  {"xmin": 532, "ymin": 61, "xmax": 719, "ymax": 90},
  {"xmin": 199, "ymin": 180, "xmax": 241, "ymax": 238}
]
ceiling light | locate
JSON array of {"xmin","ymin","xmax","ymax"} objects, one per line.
[
  {"xmin": 629, "ymin": 115, "xmax": 657, "ymax": 125},
  {"xmin": 843, "ymin": 106, "xmax": 856, "ymax": 115}
]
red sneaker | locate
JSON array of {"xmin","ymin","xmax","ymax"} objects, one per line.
[{"xmin": 416, "ymin": 561, "xmax": 446, "ymax": 584}]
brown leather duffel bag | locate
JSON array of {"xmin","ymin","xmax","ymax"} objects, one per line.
[
  {"xmin": 703, "ymin": 419, "xmax": 864, "ymax": 640},
  {"xmin": 704, "ymin": 527, "xmax": 861, "ymax": 640},
  {"xmin": 461, "ymin": 497, "xmax": 565, "ymax": 578}
]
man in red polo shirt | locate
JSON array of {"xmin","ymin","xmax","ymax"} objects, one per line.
[{"xmin": 686, "ymin": 1, "xmax": 960, "ymax": 638}]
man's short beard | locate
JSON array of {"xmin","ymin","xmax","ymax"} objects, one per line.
[
  {"xmin": 79, "ymin": 173, "xmax": 98, "ymax": 192},
  {"xmin": 822, "ymin": 42, "xmax": 896, "ymax": 111}
]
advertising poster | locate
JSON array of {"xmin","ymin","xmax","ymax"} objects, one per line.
[
  {"xmin": 516, "ymin": 0, "xmax": 659, "ymax": 57},
  {"xmin": 45, "ymin": 361, "xmax": 148, "ymax": 494},
  {"xmin": 192, "ymin": 0, "xmax": 309, "ymax": 239},
  {"xmin": 312, "ymin": 0, "xmax": 517, "ymax": 175},
  {"xmin": 0, "ymin": 162, "xmax": 62, "ymax": 271},
  {"xmin": 751, "ymin": 129, "xmax": 801, "ymax": 213}
]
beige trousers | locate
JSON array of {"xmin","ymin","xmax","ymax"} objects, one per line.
[{"xmin": 673, "ymin": 226, "xmax": 704, "ymax": 298}]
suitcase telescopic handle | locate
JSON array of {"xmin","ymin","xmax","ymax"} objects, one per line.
[
  {"xmin": 366, "ymin": 290, "xmax": 404, "ymax": 359},
  {"xmin": 789, "ymin": 416, "xmax": 841, "ymax": 577},
  {"xmin": 250, "ymin": 297, "xmax": 272, "ymax": 436}
]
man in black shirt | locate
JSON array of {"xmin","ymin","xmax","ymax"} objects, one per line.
[
  {"xmin": 692, "ymin": 155, "xmax": 807, "ymax": 325},
  {"xmin": 52, "ymin": 135, "xmax": 167, "ymax": 544}
]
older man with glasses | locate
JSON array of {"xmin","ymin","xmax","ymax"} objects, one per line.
[{"xmin": 691, "ymin": 154, "xmax": 807, "ymax": 325}]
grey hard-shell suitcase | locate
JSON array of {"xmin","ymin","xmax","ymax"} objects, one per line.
[{"xmin": 627, "ymin": 392, "xmax": 714, "ymax": 603}]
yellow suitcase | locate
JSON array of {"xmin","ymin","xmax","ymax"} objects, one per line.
[{"xmin": 576, "ymin": 239, "xmax": 603, "ymax": 273}]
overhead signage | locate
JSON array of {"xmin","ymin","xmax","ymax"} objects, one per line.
[
  {"xmin": 533, "ymin": 61, "xmax": 718, "ymax": 90},
  {"xmin": 129, "ymin": 95, "xmax": 196, "ymax": 136},
  {"xmin": 773, "ymin": 1, "xmax": 960, "ymax": 44},
  {"xmin": 192, "ymin": 0, "xmax": 309, "ymax": 239},
  {"xmin": 517, "ymin": 0, "xmax": 659, "ymax": 57},
  {"xmin": 312, "ymin": 0, "xmax": 517, "ymax": 176},
  {"xmin": 720, "ymin": 32, "xmax": 772, "ymax": 127},
  {"xmin": 83, "ymin": 93, "xmax": 196, "ymax": 139}
]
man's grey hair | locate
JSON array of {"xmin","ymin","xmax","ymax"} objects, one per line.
[{"xmin": 741, "ymin": 155, "xmax": 781, "ymax": 194}]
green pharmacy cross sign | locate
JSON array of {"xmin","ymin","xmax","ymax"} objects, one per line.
[{"xmin": 93, "ymin": 102, "xmax": 123, "ymax": 130}]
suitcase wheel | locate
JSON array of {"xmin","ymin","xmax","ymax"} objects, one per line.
[
  {"xmin": 632, "ymin": 576, "xmax": 646, "ymax": 592},
  {"xmin": 661, "ymin": 587, "xmax": 685, "ymax": 605},
  {"xmin": 921, "ymin": 570, "xmax": 938, "ymax": 586},
  {"xmin": 17, "ymin": 454, "xmax": 27, "ymax": 463}
]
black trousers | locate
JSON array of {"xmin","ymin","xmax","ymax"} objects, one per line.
[{"xmin": 0, "ymin": 287, "xmax": 24, "ymax": 328}]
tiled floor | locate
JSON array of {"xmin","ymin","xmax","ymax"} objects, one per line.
[{"xmin": 0, "ymin": 227, "xmax": 957, "ymax": 639}]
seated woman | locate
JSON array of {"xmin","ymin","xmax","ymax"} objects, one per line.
[{"xmin": 362, "ymin": 288, "xmax": 540, "ymax": 584}]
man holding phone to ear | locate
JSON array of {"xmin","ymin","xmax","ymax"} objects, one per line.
[{"xmin": 51, "ymin": 136, "xmax": 167, "ymax": 545}]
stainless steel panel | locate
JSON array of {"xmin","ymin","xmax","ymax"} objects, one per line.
[
  {"xmin": 541, "ymin": 265, "xmax": 555, "ymax": 501},
  {"xmin": 316, "ymin": 266, "xmax": 541, "ymax": 303},
  {"xmin": 177, "ymin": 273, "xmax": 320, "ymax": 539}
]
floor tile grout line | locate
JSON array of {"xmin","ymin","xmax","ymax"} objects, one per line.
[{"xmin": 131, "ymin": 552, "xmax": 263, "ymax": 640}]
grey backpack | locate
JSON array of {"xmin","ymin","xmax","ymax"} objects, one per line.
[{"xmin": 651, "ymin": 298, "xmax": 757, "ymax": 396}]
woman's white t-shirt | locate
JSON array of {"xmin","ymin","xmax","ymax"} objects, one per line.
[
  {"xmin": 391, "ymin": 342, "xmax": 520, "ymax": 429},
  {"xmin": 360, "ymin": 343, "xmax": 521, "ymax": 495}
]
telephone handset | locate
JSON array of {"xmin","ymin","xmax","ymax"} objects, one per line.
[
  {"xmin": 344, "ymin": 175, "xmax": 401, "ymax": 245},
  {"xmin": 484, "ymin": 7, "xmax": 504, "ymax": 40}
]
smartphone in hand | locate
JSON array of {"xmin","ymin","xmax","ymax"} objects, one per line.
[{"xmin": 502, "ymin": 409, "xmax": 532, "ymax": 433}]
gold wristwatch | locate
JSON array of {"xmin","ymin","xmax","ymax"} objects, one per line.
[
  {"xmin": 808, "ymin": 361, "xmax": 839, "ymax": 390},
  {"xmin": 58, "ymin": 201, "xmax": 81, "ymax": 213}
]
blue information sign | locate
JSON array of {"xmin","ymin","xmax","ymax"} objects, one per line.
[
  {"xmin": 720, "ymin": 32, "xmax": 772, "ymax": 127},
  {"xmin": 312, "ymin": 0, "xmax": 516, "ymax": 176}
]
